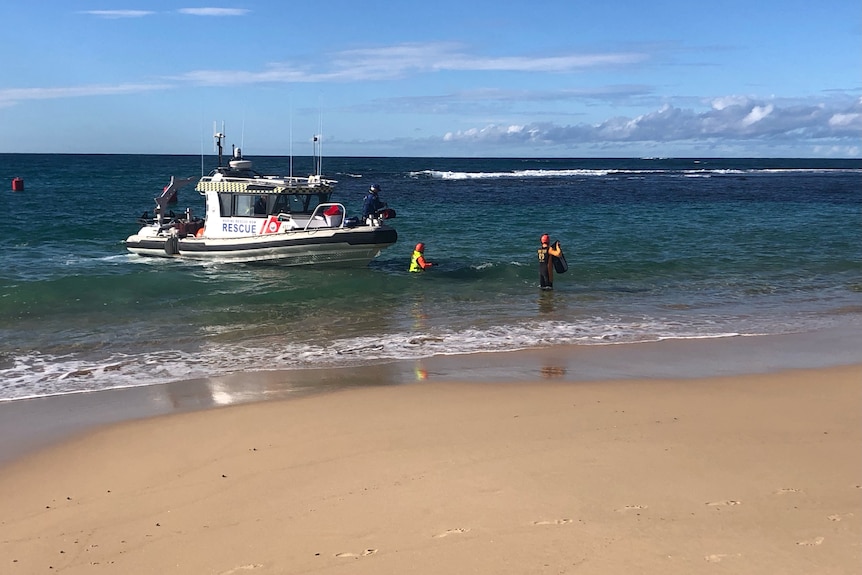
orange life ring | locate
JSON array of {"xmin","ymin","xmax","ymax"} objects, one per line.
[{"xmin": 195, "ymin": 227, "xmax": 205, "ymax": 238}]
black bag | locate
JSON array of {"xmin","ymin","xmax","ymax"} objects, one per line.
[
  {"xmin": 551, "ymin": 242, "xmax": 569, "ymax": 274},
  {"xmin": 553, "ymin": 248, "xmax": 568, "ymax": 274}
]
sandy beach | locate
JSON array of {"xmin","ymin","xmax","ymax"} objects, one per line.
[{"xmin": 1, "ymin": 355, "xmax": 859, "ymax": 574}]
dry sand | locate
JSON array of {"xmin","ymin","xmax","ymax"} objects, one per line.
[{"xmin": 1, "ymin": 365, "xmax": 860, "ymax": 574}]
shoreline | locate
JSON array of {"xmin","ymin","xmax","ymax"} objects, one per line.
[
  {"xmin": 2, "ymin": 326, "xmax": 861, "ymax": 466},
  {"xmin": 1, "ymin": 362, "xmax": 859, "ymax": 574}
]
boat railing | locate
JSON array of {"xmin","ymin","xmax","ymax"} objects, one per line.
[
  {"xmin": 303, "ymin": 202, "xmax": 346, "ymax": 230},
  {"xmin": 273, "ymin": 203, "xmax": 346, "ymax": 231},
  {"xmin": 199, "ymin": 173, "xmax": 337, "ymax": 189}
]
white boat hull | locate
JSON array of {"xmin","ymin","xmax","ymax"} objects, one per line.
[{"xmin": 126, "ymin": 226, "xmax": 397, "ymax": 265}]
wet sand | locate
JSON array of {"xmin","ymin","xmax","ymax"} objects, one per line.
[
  {"xmin": 2, "ymin": 327, "xmax": 859, "ymax": 465},
  {"xmin": 0, "ymin": 347, "xmax": 859, "ymax": 573}
]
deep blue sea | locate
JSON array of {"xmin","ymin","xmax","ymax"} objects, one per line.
[{"xmin": 1, "ymin": 154, "xmax": 860, "ymax": 401}]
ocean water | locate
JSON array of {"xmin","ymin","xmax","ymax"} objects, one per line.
[{"xmin": 1, "ymin": 154, "xmax": 860, "ymax": 401}]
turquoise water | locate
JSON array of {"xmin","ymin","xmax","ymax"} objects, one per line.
[{"xmin": 1, "ymin": 154, "xmax": 860, "ymax": 400}]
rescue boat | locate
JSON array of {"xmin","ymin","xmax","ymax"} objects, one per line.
[{"xmin": 124, "ymin": 132, "xmax": 397, "ymax": 265}]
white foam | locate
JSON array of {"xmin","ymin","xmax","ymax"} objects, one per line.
[
  {"xmin": 0, "ymin": 316, "xmax": 790, "ymax": 402},
  {"xmin": 409, "ymin": 167, "xmax": 861, "ymax": 181}
]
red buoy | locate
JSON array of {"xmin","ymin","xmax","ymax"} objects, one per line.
[{"xmin": 11, "ymin": 177, "xmax": 24, "ymax": 192}]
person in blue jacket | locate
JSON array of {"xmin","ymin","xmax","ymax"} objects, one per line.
[{"xmin": 362, "ymin": 183, "xmax": 387, "ymax": 220}]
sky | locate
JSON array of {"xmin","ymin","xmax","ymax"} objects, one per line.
[{"xmin": 1, "ymin": 1, "xmax": 860, "ymax": 157}]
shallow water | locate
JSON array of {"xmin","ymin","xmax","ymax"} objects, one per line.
[{"xmin": 1, "ymin": 154, "xmax": 860, "ymax": 400}]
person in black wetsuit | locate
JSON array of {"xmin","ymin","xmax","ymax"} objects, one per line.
[{"xmin": 537, "ymin": 233, "xmax": 562, "ymax": 289}]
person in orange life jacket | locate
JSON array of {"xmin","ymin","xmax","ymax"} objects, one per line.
[
  {"xmin": 409, "ymin": 243, "xmax": 434, "ymax": 272},
  {"xmin": 537, "ymin": 234, "xmax": 562, "ymax": 289}
]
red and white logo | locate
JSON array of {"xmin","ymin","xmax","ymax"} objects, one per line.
[{"xmin": 260, "ymin": 215, "xmax": 281, "ymax": 235}]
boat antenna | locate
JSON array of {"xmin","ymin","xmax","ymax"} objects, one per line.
[
  {"xmin": 200, "ymin": 125, "xmax": 204, "ymax": 176},
  {"xmin": 317, "ymin": 109, "xmax": 323, "ymax": 176},
  {"xmin": 289, "ymin": 98, "xmax": 294, "ymax": 178},
  {"xmin": 312, "ymin": 134, "xmax": 319, "ymax": 176},
  {"xmin": 213, "ymin": 121, "xmax": 225, "ymax": 167}
]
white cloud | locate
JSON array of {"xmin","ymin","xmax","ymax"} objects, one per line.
[
  {"xmin": 175, "ymin": 42, "xmax": 649, "ymax": 85},
  {"xmin": 829, "ymin": 113, "xmax": 860, "ymax": 127},
  {"xmin": 80, "ymin": 7, "xmax": 249, "ymax": 18},
  {"xmin": 741, "ymin": 104, "xmax": 774, "ymax": 127},
  {"xmin": 431, "ymin": 52, "xmax": 647, "ymax": 72},
  {"xmin": 711, "ymin": 95, "xmax": 749, "ymax": 111},
  {"xmin": 177, "ymin": 65, "xmax": 313, "ymax": 85},
  {"xmin": 177, "ymin": 8, "xmax": 250, "ymax": 16},
  {"xmin": 81, "ymin": 10, "xmax": 154, "ymax": 19},
  {"xmin": 0, "ymin": 83, "xmax": 170, "ymax": 106},
  {"xmin": 443, "ymin": 97, "xmax": 862, "ymax": 148}
]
